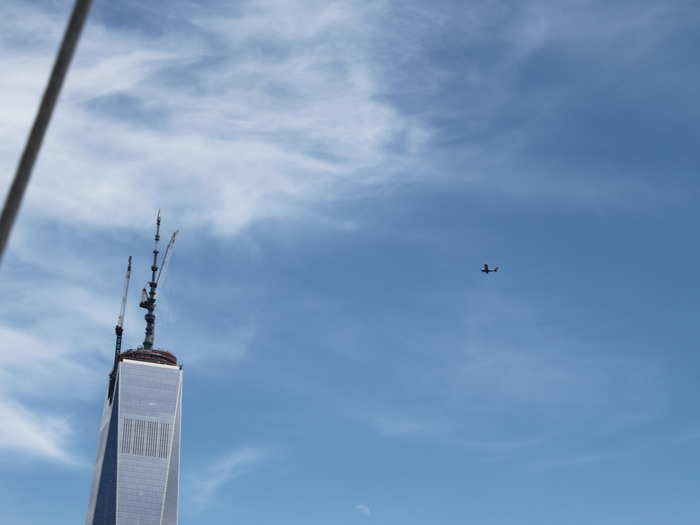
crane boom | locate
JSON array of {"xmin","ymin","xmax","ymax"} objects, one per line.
[
  {"xmin": 156, "ymin": 230, "xmax": 178, "ymax": 285},
  {"xmin": 109, "ymin": 255, "xmax": 132, "ymax": 403},
  {"xmin": 117, "ymin": 255, "xmax": 132, "ymax": 330}
]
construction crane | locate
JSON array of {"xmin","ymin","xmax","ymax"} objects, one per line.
[
  {"xmin": 115, "ymin": 255, "xmax": 133, "ymax": 354},
  {"xmin": 140, "ymin": 212, "xmax": 179, "ymax": 349},
  {"xmin": 108, "ymin": 255, "xmax": 132, "ymax": 402},
  {"xmin": 157, "ymin": 229, "xmax": 179, "ymax": 287}
]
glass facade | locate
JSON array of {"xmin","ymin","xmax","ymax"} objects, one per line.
[{"xmin": 86, "ymin": 358, "xmax": 182, "ymax": 525}]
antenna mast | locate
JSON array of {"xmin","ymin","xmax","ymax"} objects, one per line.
[
  {"xmin": 139, "ymin": 212, "xmax": 179, "ymax": 350},
  {"xmin": 140, "ymin": 211, "xmax": 161, "ymax": 349}
]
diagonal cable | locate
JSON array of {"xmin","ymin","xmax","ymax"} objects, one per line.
[{"xmin": 0, "ymin": 0, "xmax": 94, "ymax": 265}]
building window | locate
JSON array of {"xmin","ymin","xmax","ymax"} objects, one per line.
[{"xmin": 121, "ymin": 418, "xmax": 171, "ymax": 459}]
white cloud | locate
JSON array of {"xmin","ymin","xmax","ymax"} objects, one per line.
[
  {"xmin": 0, "ymin": 0, "xmax": 424, "ymax": 466},
  {"xmin": 0, "ymin": 0, "xmax": 424, "ymax": 236},
  {"xmin": 354, "ymin": 504, "xmax": 371, "ymax": 517},
  {"xmin": 0, "ymin": 399, "xmax": 75, "ymax": 464},
  {"xmin": 462, "ymin": 436, "xmax": 544, "ymax": 454},
  {"xmin": 0, "ymin": 0, "xmax": 679, "ymax": 246},
  {"xmin": 533, "ymin": 450, "xmax": 616, "ymax": 470},
  {"xmin": 0, "ymin": 325, "xmax": 99, "ymax": 399},
  {"xmin": 192, "ymin": 445, "xmax": 273, "ymax": 504},
  {"xmin": 0, "ymin": 0, "xmax": 674, "ymax": 472},
  {"xmin": 0, "ymin": 287, "xmax": 109, "ymax": 464},
  {"xmin": 372, "ymin": 415, "xmax": 445, "ymax": 439}
]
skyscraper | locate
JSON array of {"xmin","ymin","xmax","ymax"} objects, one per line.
[{"xmin": 86, "ymin": 215, "xmax": 182, "ymax": 525}]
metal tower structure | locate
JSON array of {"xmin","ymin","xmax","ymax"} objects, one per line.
[{"xmin": 140, "ymin": 211, "xmax": 178, "ymax": 350}]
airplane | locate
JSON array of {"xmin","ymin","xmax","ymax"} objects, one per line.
[{"xmin": 481, "ymin": 264, "xmax": 499, "ymax": 274}]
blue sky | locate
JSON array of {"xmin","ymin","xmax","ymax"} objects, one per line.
[{"xmin": 1, "ymin": 0, "xmax": 700, "ymax": 523}]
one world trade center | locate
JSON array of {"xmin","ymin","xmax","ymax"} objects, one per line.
[{"xmin": 86, "ymin": 215, "xmax": 182, "ymax": 525}]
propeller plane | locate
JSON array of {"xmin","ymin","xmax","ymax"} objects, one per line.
[{"xmin": 481, "ymin": 264, "xmax": 499, "ymax": 274}]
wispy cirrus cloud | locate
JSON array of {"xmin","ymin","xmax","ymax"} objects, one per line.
[
  {"xmin": 1, "ymin": 0, "xmax": 687, "ymax": 242},
  {"xmin": 192, "ymin": 445, "xmax": 275, "ymax": 504},
  {"xmin": 532, "ymin": 450, "xmax": 617, "ymax": 470},
  {"xmin": 371, "ymin": 414, "xmax": 446, "ymax": 439},
  {"xmin": 0, "ymin": 313, "xmax": 103, "ymax": 464},
  {"xmin": 0, "ymin": 0, "xmax": 426, "ymax": 236},
  {"xmin": 354, "ymin": 504, "xmax": 371, "ymax": 517},
  {"xmin": 0, "ymin": 400, "xmax": 76, "ymax": 464},
  {"xmin": 0, "ymin": 0, "xmax": 419, "ymax": 466},
  {"xmin": 0, "ymin": 0, "xmax": 686, "ymax": 480}
]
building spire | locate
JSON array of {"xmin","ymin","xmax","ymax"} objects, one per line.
[
  {"xmin": 139, "ymin": 211, "xmax": 179, "ymax": 350},
  {"xmin": 140, "ymin": 211, "xmax": 161, "ymax": 349}
]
